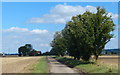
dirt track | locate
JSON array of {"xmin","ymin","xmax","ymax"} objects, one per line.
[
  {"xmin": 2, "ymin": 56, "xmax": 41, "ymax": 73},
  {"xmin": 47, "ymin": 56, "xmax": 77, "ymax": 73}
]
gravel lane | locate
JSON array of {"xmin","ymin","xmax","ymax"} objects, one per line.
[{"xmin": 47, "ymin": 56, "xmax": 78, "ymax": 73}]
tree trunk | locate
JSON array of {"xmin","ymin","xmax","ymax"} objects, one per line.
[
  {"xmin": 74, "ymin": 56, "xmax": 77, "ymax": 60},
  {"xmin": 77, "ymin": 56, "xmax": 80, "ymax": 60},
  {"xmin": 95, "ymin": 55, "xmax": 98, "ymax": 61}
]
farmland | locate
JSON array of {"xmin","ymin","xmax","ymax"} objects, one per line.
[
  {"xmin": 2, "ymin": 56, "xmax": 41, "ymax": 73},
  {"xmin": 98, "ymin": 55, "xmax": 118, "ymax": 67},
  {"xmin": 2, "ymin": 2, "xmax": 119, "ymax": 75},
  {"xmin": 0, "ymin": 55, "xmax": 119, "ymax": 73}
]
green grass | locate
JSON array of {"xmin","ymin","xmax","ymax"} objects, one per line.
[
  {"xmin": 76, "ymin": 64, "xmax": 118, "ymax": 73},
  {"xmin": 54, "ymin": 56, "xmax": 118, "ymax": 73},
  {"xmin": 31, "ymin": 56, "xmax": 49, "ymax": 73}
]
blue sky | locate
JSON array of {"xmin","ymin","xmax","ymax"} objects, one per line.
[
  {"xmin": 2, "ymin": 0, "xmax": 120, "ymax": 2},
  {"xmin": 2, "ymin": 2, "xmax": 119, "ymax": 53}
]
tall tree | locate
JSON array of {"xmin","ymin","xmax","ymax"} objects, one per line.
[
  {"xmin": 62, "ymin": 7, "xmax": 115, "ymax": 61},
  {"xmin": 91, "ymin": 7, "xmax": 115, "ymax": 60},
  {"xmin": 62, "ymin": 12, "xmax": 94, "ymax": 60},
  {"xmin": 50, "ymin": 6, "xmax": 115, "ymax": 61},
  {"xmin": 50, "ymin": 31, "xmax": 67, "ymax": 56}
]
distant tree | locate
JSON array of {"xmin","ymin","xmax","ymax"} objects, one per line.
[
  {"xmin": 18, "ymin": 46, "xmax": 29, "ymax": 56},
  {"xmin": 25, "ymin": 44, "xmax": 33, "ymax": 51},
  {"xmin": 29, "ymin": 49, "xmax": 35, "ymax": 56},
  {"xmin": 18, "ymin": 44, "xmax": 33, "ymax": 56},
  {"xmin": 50, "ymin": 32, "xmax": 67, "ymax": 56},
  {"xmin": 42, "ymin": 51, "xmax": 50, "ymax": 55}
]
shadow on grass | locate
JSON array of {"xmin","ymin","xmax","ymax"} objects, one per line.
[
  {"xmin": 52, "ymin": 56, "xmax": 118, "ymax": 74},
  {"xmin": 53, "ymin": 56, "xmax": 94, "ymax": 68}
]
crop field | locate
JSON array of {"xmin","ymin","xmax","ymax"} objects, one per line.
[
  {"xmin": 0, "ymin": 55, "xmax": 119, "ymax": 73},
  {"xmin": 65, "ymin": 55, "xmax": 119, "ymax": 68},
  {"xmin": 98, "ymin": 55, "xmax": 118, "ymax": 67},
  {"xmin": 65, "ymin": 55, "xmax": 118, "ymax": 65},
  {"xmin": 1, "ymin": 56, "xmax": 41, "ymax": 73}
]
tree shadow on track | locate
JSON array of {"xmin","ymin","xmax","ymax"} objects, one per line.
[{"xmin": 52, "ymin": 57, "xmax": 94, "ymax": 68}]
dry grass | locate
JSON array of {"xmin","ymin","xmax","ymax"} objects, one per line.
[
  {"xmin": 98, "ymin": 55, "xmax": 118, "ymax": 69},
  {"xmin": 64, "ymin": 55, "xmax": 118, "ymax": 68}
]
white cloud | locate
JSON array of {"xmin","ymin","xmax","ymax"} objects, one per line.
[
  {"xmin": 2, "ymin": 27, "xmax": 53, "ymax": 53},
  {"xmin": 111, "ymin": 38, "xmax": 115, "ymax": 40},
  {"xmin": 50, "ymin": 5, "xmax": 97, "ymax": 16},
  {"xmin": 28, "ymin": 4, "xmax": 118, "ymax": 24},
  {"xmin": 107, "ymin": 13, "xmax": 118, "ymax": 19},
  {"xmin": 31, "ymin": 29, "xmax": 48, "ymax": 34},
  {"xmin": 4, "ymin": 27, "xmax": 29, "ymax": 32},
  {"xmin": 3, "ymin": 27, "xmax": 48, "ymax": 34}
]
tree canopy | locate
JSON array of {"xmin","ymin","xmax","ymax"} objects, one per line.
[
  {"xmin": 50, "ymin": 7, "xmax": 115, "ymax": 61},
  {"xmin": 50, "ymin": 32, "xmax": 67, "ymax": 56},
  {"xmin": 18, "ymin": 44, "xmax": 41, "ymax": 56}
]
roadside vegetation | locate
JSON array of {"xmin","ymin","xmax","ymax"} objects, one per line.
[
  {"xmin": 47, "ymin": 6, "xmax": 117, "ymax": 73},
  {"xmin": 54, "ymin": 56, "xmax": 118, "ymax": 73},
  {"xmin": 31, "ymin": 56, "xmax": 49, "ymax": 73},
  {"xmin": 50, "ymin": 7, "xmax": 115, "ymax": 61}
]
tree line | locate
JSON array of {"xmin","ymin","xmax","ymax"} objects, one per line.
[
  {"xmin": 50, "ymin": 7, "xmax": 115, "ymax": 61},
  {"xmin": 18, "ymin": 44, "xmax": 41, "ymax": 56}
]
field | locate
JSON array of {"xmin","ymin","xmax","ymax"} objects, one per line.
[
  {"xmin": 0, "ymin": 55, "xmax": 119, "ymax": 73},
  {"xmin": 98, "ymin": 55, "xmax": 118, "ymax": 68},
  {"xmin": 1, "ymin": 56, "xmax": 41, "ymax": 73},
  {"xmin": 65, "ymin": 55, "xmax": 118, "ymax": 67}
]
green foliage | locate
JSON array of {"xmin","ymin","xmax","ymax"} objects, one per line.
[
  {"xmin": 50, "ymin": 31, "xmax": 67, "ymax": 56},
  {"xmin": 18, "ymin": 44, "xmax": 40, "ymax": 56},
  {"xmin": 25, "ymin": 44, "xmax": 33, "ymax": 51},
  {"xmin": 18, "ymin": 46, "xmax": 29, "ymax": 56},
  {"xmin": 91, "ymin": 7, "xmax": 115, "ymax": 60},
  {"xmin": 50, "ymin": 6, "xmax": 115, "ymax": 61}
]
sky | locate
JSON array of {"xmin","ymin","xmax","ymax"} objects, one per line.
[
  {"xmin": 1, "ymin": 2, "xmax": 119, "ymax": 53},
  {"xmin": 1, "ymin": 0, "xmax": 120, "ymax": 2}
]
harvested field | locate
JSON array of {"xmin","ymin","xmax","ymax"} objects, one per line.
[
  {"xmin": 2, "ymin": 56, "xmax": 41, "ymax": 73},
  {"xmin": 98, "ymin": 55, "xmax": 118, "ymax": 68}
]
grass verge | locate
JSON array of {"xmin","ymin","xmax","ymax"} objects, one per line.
[
  {"xmin": 54, "ymin": 56, "xmax": 118, "ymax": 73},
  {"xmin": 32, "ymin": 56, "xmax": 49, "ymax": 73}
]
